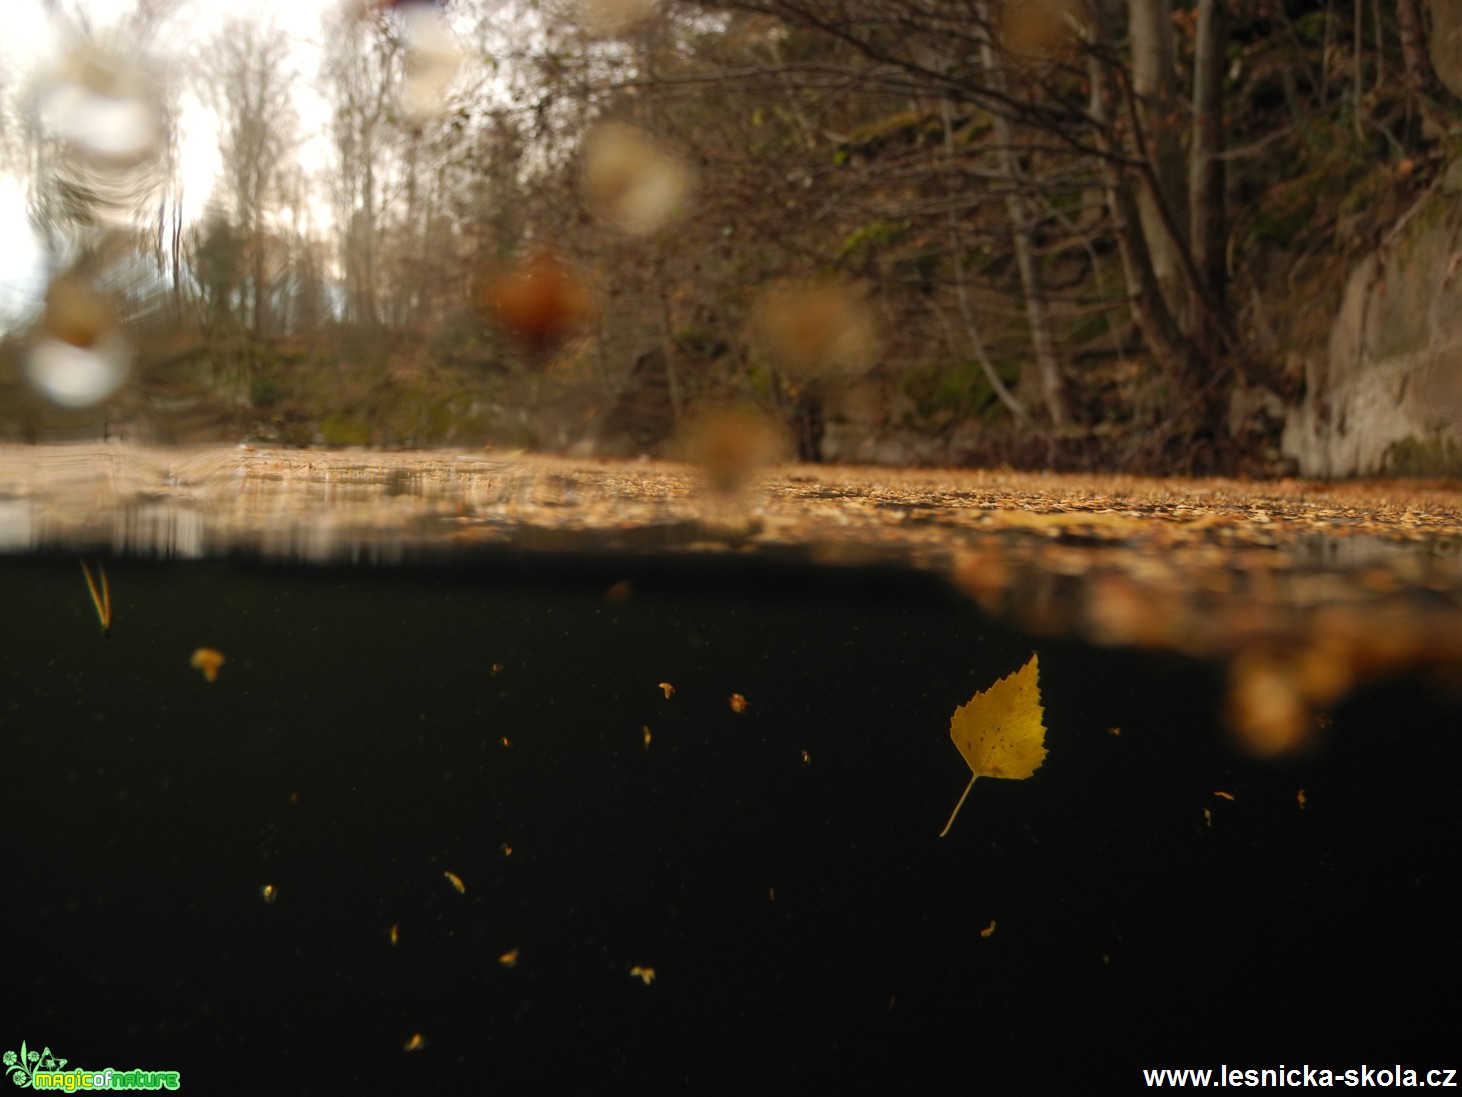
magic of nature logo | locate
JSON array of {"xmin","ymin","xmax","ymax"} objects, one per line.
[{"xmin": 4, "ymin": 1040, "xmax": 181, "ymax": 1091}]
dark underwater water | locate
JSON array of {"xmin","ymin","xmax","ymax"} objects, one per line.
[{"xmin": 2, "ymin": 553, "xmax": 1457, "ymax": 1091}]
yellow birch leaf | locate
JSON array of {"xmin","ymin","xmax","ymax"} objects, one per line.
[{"xmin": 939, "ymin": 653, "xmax": 1047, "ymax": 837}]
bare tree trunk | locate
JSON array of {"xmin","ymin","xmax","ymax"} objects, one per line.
[
  {"xmin": 656, "ymin": 266, "xmax": 683, "ymax": 423},
  {"xmin": 977, "ymin": 3, "xmax": 1068, "ymax": 427},
  {"xmin": 1087, "ymin": 47, "xmax": 1193, "ymax": 381},
  {"xmin": 250, "ymin": 196, "xmax": 268, "ymax": 337},
  {"xmin": 937, "ymin": 97, "xmax": 1029, "ymax": 424},
  {"xmin": 1427, "ymin": 0, "xmax": 1462, "ymax": 100},
  {"xmin": 1396, "ymin": 0, "xmax": 1454, "ymax": 128},
  {"xmin": 1189, "ymin": 0, "xmax": 1227, "ymax": 348},
  {"xmin": 361, "ymin": 144, "xmax": 378, "ymax": 329},
  {"xmin": 321, "ymin": 8, "xmax": 399, "ymax": 331},
  {"xmin": 1128, "ymin": 0, "xmax": 1190, "ymax": 333},
  {"xmin": 170, "ymin": 196, "xmax": 184, "ymax": 313},
  {"xmin": 1354, "ymin": 0, "xmax": 1366, "ymax": 139},
  {"xmin": 203, "ymin": 18, "xmax": 296, "ymax": 340}
]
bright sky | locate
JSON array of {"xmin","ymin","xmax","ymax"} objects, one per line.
[{"xmin": 0, "ymin": 0, "xmax": 341, "ymax": 328}]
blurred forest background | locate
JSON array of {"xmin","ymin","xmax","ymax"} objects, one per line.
[{"xmin": 0, "ymin": 0, "xmax": 1458, "ymax": 475}]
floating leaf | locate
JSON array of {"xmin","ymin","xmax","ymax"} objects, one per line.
[{"xmin": 939, "ymin": 653, "xmax": 1047, "ymax": 837}]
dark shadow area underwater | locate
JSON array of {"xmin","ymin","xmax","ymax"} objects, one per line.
[{"xmin": 2, "ymin": 553, "xmax": 1457, "ymax": 1090}]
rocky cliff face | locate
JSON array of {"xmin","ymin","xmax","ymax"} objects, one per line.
[{"xmin": 1282, "ymin": 169, "xmax": 1462, "ymax": 476}]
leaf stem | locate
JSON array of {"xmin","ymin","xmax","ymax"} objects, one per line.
[{"xmin": 938, "ymin": 774, "xmax": 979, "ymax": 838}]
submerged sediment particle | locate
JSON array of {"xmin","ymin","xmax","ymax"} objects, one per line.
[
  {"xmin": 628, "ymin": 965, "xmax": 655, "ymax": 986},
  {"xmin": 190, "ymin": 648, "xmax": 225, "ymax": 682},
  {"xmin": 443, "ymin": 870, "xmax": 466, "ymax": 895}
]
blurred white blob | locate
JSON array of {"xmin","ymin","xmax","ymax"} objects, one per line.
[
  {"xmin": 24, "ymin": 275, "xmax": 131, "ymax": 408},
  {"xmin": 25, "ymin": 336, "xmax": 131, "ymax": 407},
  {"xmin": 37, "ymin": 40, "xmax": 164, "ymax": 169},
  {"xmin": 582, "ymin": 123, "xmax": 692, "ymax": 235},
  {"xmin": 32, "ymin": 37, "xmax": 167, "ymax": 231},
  {"xmin": 575, "ymin": 0, "xmax": 659, "ymax": 38},
  {"xmin": 751, "ymin": 280, "xmax": 881, "ymax": 380},
  {"xmin": 400, "ymin": 3, "xmax": 461, "ymax": 121}
]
